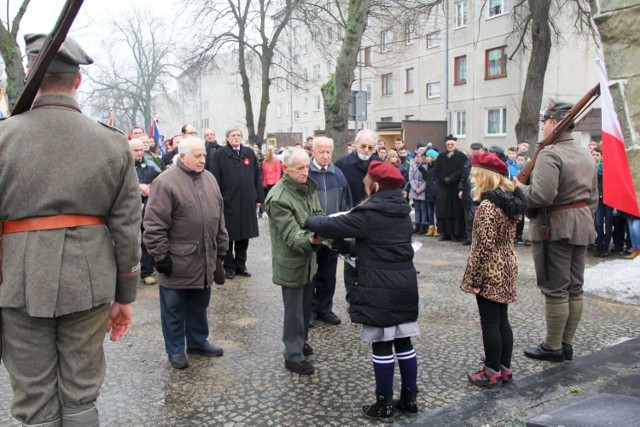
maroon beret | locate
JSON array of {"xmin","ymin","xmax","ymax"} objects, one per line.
[
  {"xmin": 367, "ymin": 160, "xmax": 405, "ymax": 189},
  {"xmin": 471, "ymin": 152, "xmax": 508, "ymax": 176}
]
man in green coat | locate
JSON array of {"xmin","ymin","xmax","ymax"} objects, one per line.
[{"xmin": 265, "ymin": 147, "xmax": 324, "ymax": 376}]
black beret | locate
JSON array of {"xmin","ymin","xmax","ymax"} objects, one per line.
[{"xmin": 25, "ymin": 33, "xmax": 93, "ymax": 73}]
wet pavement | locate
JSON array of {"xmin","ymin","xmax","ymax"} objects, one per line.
[{"xmin": 1, "ymin": 218, "xmax": 639, "ymax": 426}]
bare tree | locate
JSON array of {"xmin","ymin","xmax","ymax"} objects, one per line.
[
  {"xmin": 186, "ymin": 0, "xmax": 296, "ymax": 145},
  {"xmin": 0, "ymin": 0, "xmax": 30, "ymax": 110},
  {"xmin": 85, "ymin": 10, "xmax": 179, "ymax": 131}
]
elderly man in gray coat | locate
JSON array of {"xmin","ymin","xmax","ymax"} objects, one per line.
[{"xmin": 144, "ymin": 137, "xmax": 229, "ymax": 369}]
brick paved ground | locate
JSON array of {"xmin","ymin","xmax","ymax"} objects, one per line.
[{"xmin": 1, "ymin": 218, "xmax": 638, "ymax": 426}]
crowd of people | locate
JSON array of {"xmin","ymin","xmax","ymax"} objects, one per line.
[{"xmin": 2, "ymin": 33, "xmax": 638, "ymax": 426}]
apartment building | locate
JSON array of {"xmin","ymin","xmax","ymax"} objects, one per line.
[{"xmin": 267, "ymin": 0, "xmax": 599, "ymax": 150}]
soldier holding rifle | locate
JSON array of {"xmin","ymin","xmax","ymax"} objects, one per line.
[
  {"xmin": 514, "ymin": 100, "xmax": 598, "ymax": 363},
  {"xmin": 0, "ymin": 34, "xmax": 141, "ymax": 426}
]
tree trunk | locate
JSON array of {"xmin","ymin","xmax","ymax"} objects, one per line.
[
  {"xmin": 515, "ymin": 0, "xmax": 552, "ymax": 147},
  {"xmin": 322, "ymin": 0, "xmax": 371, "ymax": 156}
]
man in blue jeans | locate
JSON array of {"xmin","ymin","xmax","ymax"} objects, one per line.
[{"xmin": 143, "ymin": 137, "xmax": 229, "ymax": 369}]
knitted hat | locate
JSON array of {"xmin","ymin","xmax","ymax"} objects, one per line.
[
  {"xmin": 471, "ymin": 152, "xmax": 508, "ymax": 176},
  {"xmin": 425, "ymin": 149, "xmax": 439, "ymax": 159},
  {"xmin": 367, "ymin": 160, "xmax": 404, "ymax": 189}
]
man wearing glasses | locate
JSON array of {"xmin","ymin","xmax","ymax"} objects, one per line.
[{"xmin": 514, "ymin": 100, "xmax": 598, "ymax": 363}]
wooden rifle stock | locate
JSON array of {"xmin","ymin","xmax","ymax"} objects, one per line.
[
  {"xmin": 516, "ymin": 83, "xmax": 601, "ymax": 185},
  {"xmin": 11, "ymin": 0, "xmax": 84, "ymax": 116}
]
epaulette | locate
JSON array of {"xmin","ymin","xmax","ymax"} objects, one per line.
[{"xmin": 97, "ymin": 121, "xmax": 125, "ymax": 135}]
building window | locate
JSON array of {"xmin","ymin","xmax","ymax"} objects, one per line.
[
  {"xmin": 303, "ymin": 97, "xmax": 309, "ymax": 113},
  {"xmin": 276, "ymin": 104, "xmax": 283, "ymax": 118},
  {"xmin": 382, "ymin": 73, "xmax": 393, "ymax": 96},
  {"xmin": 454, "ymin": 55, "xmax": 467, "ymax": 85},
  {"xmin": 405, "ymin": 68, "xmax": 415, "ymax": 93},
  {"xmin": 327, "ymin": 27, "xmax": 333, "ymax": 43},
  {"xmin": 405, "ymin": 21, "xmax": 416, "ymax": 45},
  {"xmin": 285, "ymin": 102, "xmax": 291, "ymax": 117},
  {"xmin": 426, "ymin": 32, "xmax": 440, "ymax": 49},
  {"xmin": 487, "ymin": 107, "xmax": 507, "ymax": 135},
  {"xmin": 382, "ymin": 29, "xmax": 393, "ymax": 52},
  {"xmin": 455, "ymin": 0, "xmax": 468, "ymax": 28},
  {"xmin": 364, "ymin": 47, "xmax": 371, "ymax": 67},
  {"xmin": 302, "ymin": 68, "xmax": 308, "ymax": 82},
  {"xmin": 327, "ymin": 61, "xmax": 332, "ymax": 77},
  {"xmin": 381, "ymin": 0, "xmax": 392, "ymax": 6},
  {"xmin": 337, "ymin": 26, "xmax": 343, "ymax": 40},
  {"xmin": 488, "ymin": 0, "xmax": 506, "ymax": 17},
  {"xmin": 380, "ymin": 116, "xmax": 393, "ymax": 122},
  {"xmin": 294, "ymin": 110, "xmax": 300, "ymax": 120},
  {"xmin": 276, "ymin": 78, "xmax": 284, "ymax": 92},
  {"xmin": 455, "ymin": 111, "xmax": 466, "ymax": 137},
  {"xmin": 366, "ymin": 84, "xmax": 372, "ymax": 103},
  {"xmin": 313, "ymin": 64, "xmax": 321, "ymax": 79},
  {"xmin": 485, "ymin": 46, "xmax": 507, "ymax": 79},
  {"xmin": 427, "ymin": 82, "xmax": 440, "ymax": 99},
  {"xmin": 314, "ymin": 95, "xmax": 321, "ymax": 111}
]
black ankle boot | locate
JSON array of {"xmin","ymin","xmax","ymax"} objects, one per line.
[
  {"xmin": 394, "ymin": 386, "xmax": 418, "ymax": 415},
  {"xmin": 362, "ymin": 391, "xmax": 395, "ymax": 422},
  {"xmin": 413, "ymin": 224, "xmax": 420, "ymax": 234},
  {"xmin": 419, "ymin": 224, "xmax": 427, "ymax": 235},
  {"xmin": 562, "ymin": 342, "xmax": 573, "ymax": 361}
]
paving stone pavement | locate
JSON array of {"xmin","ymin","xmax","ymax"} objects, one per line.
[{"xmin": 1, "ymin": 219, "xmax": 639, "ymax": 426}]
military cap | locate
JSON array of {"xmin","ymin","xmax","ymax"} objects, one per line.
[
  {"xmin": 470, "ymin": 142, "xmax": 484, "ymax": 150},
  {"xmin": 25, "ymin": 33, "xmax": 94, "ymax": 73}
]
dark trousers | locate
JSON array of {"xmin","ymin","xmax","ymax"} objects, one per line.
[
  {"xmin": 343, "ymin": 262, "xmax": 356, "ymax": 303},
  {"xmin": 141, "ymin": 241, "xmax": 154, "ymax": 278},
  {"xmin": 281, "ymin": 283, "xmax": 313, "ymax": 362},
  {"xmin": 426, "ymin": 201, "xmax": 436, "ymax": 227},
  {"xmin": 311, "ymin": 246, "xmax": 338, "ymax": 316},
  {"xmin": 476, "ymin": 295, "xmax": 513, "ymax": 371},
  {"xmin": 516, "ymin": 217, "xmax": 525, "ymax": 239},
  {"xmin": 532, "ymin": 240, "xmax": 587, "ymax": 298},
  {"xmin": 612, "ymin": 215, "xmax": 631, "ymax": 250},
  {"xmin": 159, "ymin": 286, "xmax": 211, "ymax": 355},
  {"xmin": 594, "ymin": 201, "xmax": 614, "ymax": 247},
  {"xmin": 224, "ymin": 239, "xmax": 249, "ymax": 274}
]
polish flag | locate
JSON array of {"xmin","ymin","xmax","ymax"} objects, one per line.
[{"xmin": 596, "ymin": 58, "xmax": 640, "ymax": 217}]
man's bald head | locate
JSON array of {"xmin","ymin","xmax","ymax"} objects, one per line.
[{"xmin": 129, "ymin": 138, "xmax": 144, "ymax": 162}]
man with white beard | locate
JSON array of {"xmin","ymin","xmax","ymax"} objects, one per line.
[{"xmin": 334, "ymin": 129, "xmax": 380, "ymax": 299}]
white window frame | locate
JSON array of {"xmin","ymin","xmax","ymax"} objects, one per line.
[
  {"xmin": 285, "ymin": 102, "xmax": 291, "ymax": 117},
  {"xmin": 486, "ymin": 107, "xmax": 508, "ymax": 136},
  {"xmin": 426, "ymin": 82, "xmax": 440, "ymax": 99},
  {"xmin": 454, "ymin": 111, "xmax": 467, "ymax": 137},
  {"xmin": 382, "ymin": 29, "xmax": 393, "ymax": 52},
  {"xmin": 313, "ymin": 95, "xmax": 321, "ymax": 111},
  {"xmin": 313, "ymin": 64, "xmax": 321, "ymax": 79},
  {"xmin": 276, "ymin": 104, "xmax": 283, "ymax": 118},
  {"xmin": 488, "ymin": 0, "xmax": 506, "ymax": 18},
  {"xmin": 405, "ymin": 21, "xmax": 416, "ymax": 45},
  {"xmin": 427, "ymin": 31, "xmax": 440, "ymax": 49},
  {"xmin": 276, "ymin": 78, "xmax": 284, "ymax": 92},
  {"xmin": 455, "ymin": 0, "xmax": 468, "ymax": 28},
  {"xmin": 382, "ymin": 73, "xmax": 393, "ymax": 96},
  {"xmin": 303, "ymin": 97, "xmax": 309, "ymax": 113},
  {"xmin": 366, "ymin": 84, "xmax": 372, "ymax": 103}
]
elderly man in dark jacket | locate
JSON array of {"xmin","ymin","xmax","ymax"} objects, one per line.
[
  {"xmin": 144, "ymin": 137, "xmax": 229, "ymax": 370},
  {"xmin": 209, "ymin": 128, "xmax": 264, "ymax": 279},
  {"xmin": 434, "ymin": 135, "xmax": 468, "ymax": 241}
]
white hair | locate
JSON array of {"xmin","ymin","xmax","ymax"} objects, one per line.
[
  {"xmin": 178, "ymin": 136, "xmax": 205, "ymax": 155},
  {"xmin": 355, "ymin": 129, "xmax": 378, "ymax": 144},
  {"xmin": 282, "ymin": 147, "xmax": 308, "ymax": 166},
  {"xmin": 312, "ymin": 136, "xmax": 334, "ymax": 149}
]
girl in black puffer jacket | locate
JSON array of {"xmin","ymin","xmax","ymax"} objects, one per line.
[{"xmin": 304, "ymin": 161, "xmax": 419, "ymax": 423}]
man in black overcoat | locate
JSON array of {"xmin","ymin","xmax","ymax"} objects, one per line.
[
  {"xmin": 210, "ymin": 128, "xmax": 264, "ymax": 279},
  {"xmin": 434, "ymin": 135, "xmax": 467, "ymax": 241}
]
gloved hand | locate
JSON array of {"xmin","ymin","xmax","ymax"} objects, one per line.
[
  {"xmin": 155, "ymin": 254, "xmax": 172, "ymax": 276},
  {"xmin": 214, "ymin": 257, "xmax": 225, "ymax": 285},
  {"xmin": 444, "ymin": 177, "xmax": 451, "ymax": 184}
]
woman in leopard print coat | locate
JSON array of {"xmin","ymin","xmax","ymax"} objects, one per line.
[{"xmin": 460, "ymin": 153, "xmax": 526, "ymax": 388}]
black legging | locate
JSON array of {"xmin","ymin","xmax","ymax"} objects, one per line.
[
  {"xmin": 372, "ymin": 337, "xmax": 413, "ymax": 355},
  {"xmin": 476, "ymin": 295, "xmax": 513, "ymax": 371}
]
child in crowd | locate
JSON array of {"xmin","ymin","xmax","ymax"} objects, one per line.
[
  {"xmin": 408, "ymin": 147, "xmax": 428, "ymax": 234},
  {"xmin": 460, "ymin": 153, "xmax": 526, "ymax": 388},
  {"xmin": 506, "ymin": 147, "xmax": 517, "ymax": 168},
  {"xmin": 304, "ymin": 161, "xmax": 419, "ymax": 422},
  {"xmin": 420, "ymin": 149, "xmax": 439, "ymax": 236},
  {"xmin": 508, "ymin": 154, "xmax": 527, "ymax": 180}
]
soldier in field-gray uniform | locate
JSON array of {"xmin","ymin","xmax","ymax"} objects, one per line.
[{"xmin": 0, "ymin": 34, "xmax": 141, "ymax": 426}]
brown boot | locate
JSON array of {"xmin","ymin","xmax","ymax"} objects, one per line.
[
  {"xmin": 625, "ymin": 248, "xmax": 640, "ymax": 260},
  {"xmin": 426, "ymin": 225, "xmax": 435, "ymax": 236}
]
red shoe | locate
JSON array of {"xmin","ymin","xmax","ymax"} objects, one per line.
[
  {"xmin": 468, "ymin": 366, "xmax": 501, "ymax": 388},
  {"xmin": 500, "ymin": 365, "xmax": 513, "ymax": 384}
]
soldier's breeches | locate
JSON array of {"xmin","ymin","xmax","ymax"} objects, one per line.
[
  {"xmin": 0, "ymin": 304, "xmax": 109, "ymax": 425},
  {"xmin": 532, "ymin": 240, "xmax": 587, "ymax": 298}
]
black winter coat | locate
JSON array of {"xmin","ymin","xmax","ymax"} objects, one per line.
[
  {"xmin": 334, "ymin": 151, "xmax": 380, "ymax": 205},
  {"xmin": 434, "ymin": 150, "xmax": 467, "ymax": 219},
  {"xmin": 210, "ymin": 144, "xmax": 264, "ymax": 241},
  {"xmin": 304, "ymin": 189, "xmax": 419, "ymax": 327}
]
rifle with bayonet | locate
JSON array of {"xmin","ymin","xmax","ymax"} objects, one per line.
[
  {"xmin": 11, "ymin": 0, "xmax": 85, "ymax": 116},
  {"xmin": 516, "ymin": 83, "xmax": 601, "ymax": 185}
]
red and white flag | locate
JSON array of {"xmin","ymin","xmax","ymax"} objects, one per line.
[{"xmin": 596, "ymin": 58, "xmax": 640, "ymax": 217}]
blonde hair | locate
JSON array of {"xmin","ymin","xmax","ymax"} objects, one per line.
[
  {"xmin": 264, "ymin": 146, "xmax": 275, "ymax": 162},
  {"xmin": 471, "ymin": 167, "xmax": 515, "ymax": 202}
]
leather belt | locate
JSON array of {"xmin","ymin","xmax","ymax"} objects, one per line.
[
  {"xmin": 2, "ymin": 215, "xmax": 104, "ymax": 234},
  {"xmin": 546, "ymin": 201, "xmax": 587, "ymax": 214}
]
